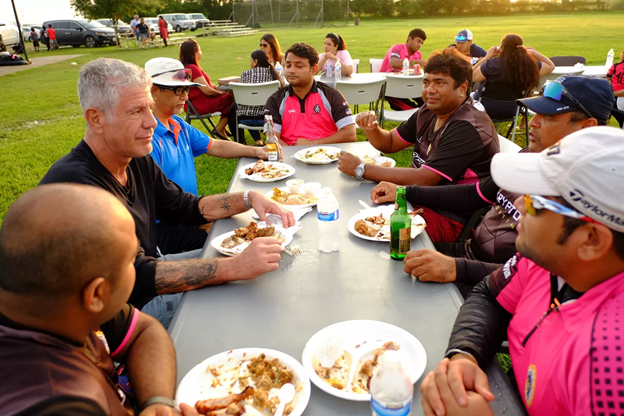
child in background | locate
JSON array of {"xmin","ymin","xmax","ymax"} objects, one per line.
[{"xmin": 30, "ymin": 28, "xmax": 39, "ymax": 52}]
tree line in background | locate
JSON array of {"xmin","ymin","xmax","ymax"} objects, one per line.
[{"xmin": 71, "ymin": 0, "xmax": 624, "ymax": 26}]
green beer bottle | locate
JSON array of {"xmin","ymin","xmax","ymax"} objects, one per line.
[{"xmin": 390, "ymin": 186, "xmax": 411, "ymax": 260}]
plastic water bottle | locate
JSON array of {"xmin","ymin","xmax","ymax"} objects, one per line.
[
  {"xmin": 402, "ymin": 58, "xmax": 409, "ymax": 76},
  {"xmin": 327, "ymin": 63, "xmax": 334, "ymax": 78},
  {"xmin": 370, "ymin": 351, "xmax": 413, "ymax": 416},
  {"xmin": 606, "ymin": 49, "xmax": 615, "ymax": 67},
  {"xmin": 317, "ymin": 187, "xmax": 340, "ymax": 253},
  {"xmin": 335, "ymin": 60, "xmax": 342, "ymax": 81},
  {"xmin": 275, "ymin": 62, "xmax": 284, "ymax": 83}
]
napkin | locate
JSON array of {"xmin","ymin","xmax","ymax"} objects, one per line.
[{"xmin": 252, "ymin": 207, "xmax": 312, "ymax": 238}]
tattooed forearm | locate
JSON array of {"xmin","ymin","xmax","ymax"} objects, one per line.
[
  {"xmin": 155, "ymin": 259, "xmax": 220, "ymax": 294},
  {"xmin": 219, "ymin": 195, "xmax": 232, "ymax": 212}
]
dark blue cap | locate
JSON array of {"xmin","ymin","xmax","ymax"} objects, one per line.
[{"xmin": 517, "ymin": 75, "xmax": 615, "ymax": 121}]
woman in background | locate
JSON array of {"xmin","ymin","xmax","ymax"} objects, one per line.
[
  {"xmin": 318, "ymin": 33, "xmax": 353, "ymax": 77},
  {"xmin": 233, "ymin": 49, "xmax": 283, "ymax": 146},
  {"xmin": 259, "ymin": 34, "xmax": 284, "ymax": 66},
  {"xmin": 158, "ymin": 16, "xmax": 168, "ymax": 47},
  {"xmin": 180, "ymin": 39, "xmax": 233, "ymax": 139}
]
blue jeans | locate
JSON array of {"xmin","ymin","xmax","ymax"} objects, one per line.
[
  {"xmin": 240, "ymin": 119, "xmax": 264, "ymax": 142},
  {"xmin": 140, "ymin": 249, "xmax": 202, "ymax": 329}
]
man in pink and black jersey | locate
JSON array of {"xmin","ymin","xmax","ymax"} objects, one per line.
[
  {"xmin": 264, "ymin": 42, "xmax": 356, "ymax": 146},
  {"xmin": 0, "ymin": 184, "xmax": 197, "ymax": 416},
  {"xmin": 339, "ymin": 49, "xmax": 499, "ymax": 242},
  {"xmin": 420, "ymin": 127, "xmax": 624, "ymax": 416}
]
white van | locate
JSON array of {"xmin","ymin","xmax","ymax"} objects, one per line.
[
  {"xmin": 0, "ymin": 22, "xmax": 21, "ymax": 52},
  {"xmin": 159, "ymin": 14, "xmax": 195, "ymax": 32}
]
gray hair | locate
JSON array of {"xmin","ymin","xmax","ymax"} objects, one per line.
[{"xmin": 77, "ymin": 58, "xmax": 151, "ymax": 121}]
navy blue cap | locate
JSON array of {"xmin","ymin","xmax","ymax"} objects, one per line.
[{"xmin": 517, "ymin": 75, "xmax": 615, "ymax": 121}]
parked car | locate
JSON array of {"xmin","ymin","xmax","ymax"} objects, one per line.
[
  {"xmin": 159, "ymin": 13, "xmax": 195, "ymax": 32},
  {"xmin": 42, "ymin": 19, "xmax": 117, "ymax": 48},
  {"xmin": 186, "ymin": 13, "xmax": 210, "ymax": 29},
  {"xmin": 21, "ymin": 25, "xmax": 41, "ymax": 41},
  {"xmin": 96, "ymin": 19, "xmax": 133, "ymax": 36},
  {"xmin": 0, "ymin": 22, "xmax": 21, "ymax": 52},
  {"xmin": 145, "ymin": 18, "xmax": 173, "ymax": 34}
]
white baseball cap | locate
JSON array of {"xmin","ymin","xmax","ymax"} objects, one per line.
[
  {"xmin": 144, "ymin": 57, "xmax": 204, "ymax": 87},
  {"xmin": 491, "ymin": 126, "xmax": 624, "ymax": 232}
]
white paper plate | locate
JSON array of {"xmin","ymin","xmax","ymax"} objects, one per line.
[
  {"xmin": 302, "ymin": 320, "xmax": 427, "ymax": 401},
  {"xmin": 210, "ymin": 225, "xmax": 293, "ymax": 256},
  {"xmin": 347, "ymin": 205, "xmax": 426, "ymax": 242},
  {"xmin": 176, "ymin": 348, "xmax": 311, "ymax": 416},
  {"xmin": 361, "ymin": 155, "xmax": 396, "ymax": 168},
  {"xmin": 293, "ymin": 146, "xmax": 341, "ymax": 165},
  {"xmin": 265, "ymin": 187, "xmax": 319, "ymax": 210},
  {"xmin": 239, "ymin": 162, "xmax": 296, "ymax": 183}
]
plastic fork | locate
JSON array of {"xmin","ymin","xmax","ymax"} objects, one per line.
[{"xmin": 288, "ymin": 242, "xmax": 302, "ymax": 255}]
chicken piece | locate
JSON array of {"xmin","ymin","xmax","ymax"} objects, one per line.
[
  {"xmin": 355, "ymin": 220, "xmax": 377, "ymax": 237},
  {"xmin": 408, "ymin": 208, "xmax": 425, "ymax": 217},
  {"xmin": 195, "ymin": 387, "xmax": 254, "ymax": 413},
  {"xmin": 365, "ymin": 214, "xmax": 385, "ymax": 225},
  {"xmin": 359, "ymin": 359, "xmax": 375, "ymax": 378},
  {"xmin": 251, "ymin": 160, "xmax": 266, "ymax": 173},
  {"xmin": 256, "ymin": 226, "xmax": 275, "ymax": 238}
]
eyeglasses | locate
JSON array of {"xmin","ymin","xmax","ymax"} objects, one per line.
[
  {"xmin": 523, "ymin": 195, "xmax": 599, "ymax": 224},
  {"xmin": 260, "ymin": 43, "xmax": 269, "ymax": 47},
  {"xmin": 541, "ymin": 81, "xmax": 593, "ymax": 119},
  {"xmin": 159, "ymin": 85, "xmax": 190, "ymax": 96},
  {"xmin": 151, "ymin": 68, "xmax": 191, "ymax": 82}
]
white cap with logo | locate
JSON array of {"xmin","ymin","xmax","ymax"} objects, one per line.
[
  {"xmin": 144, "ymin": 57, "xmax": 205, "ymax": 87},
  {"xmin": 491, "ymin": 126, "xmax": 624, "ymax": 232}
]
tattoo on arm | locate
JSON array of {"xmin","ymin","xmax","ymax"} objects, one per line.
[
  {"xmin": 154, "ymin": 259, "xmax": 220, "ymax": 294},
  {"xmin": 219, "ymin": 195, "xmax": 232, "ymax": 213}
]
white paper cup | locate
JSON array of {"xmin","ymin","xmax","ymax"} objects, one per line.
[{"xmin": 287, "ymin": 179, "xmax": 304, "ymax": 194}]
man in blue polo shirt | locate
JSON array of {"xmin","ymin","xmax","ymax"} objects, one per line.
[{"xmin": 146, "ymin": 58, "xmax": 281, "ymax": 254}]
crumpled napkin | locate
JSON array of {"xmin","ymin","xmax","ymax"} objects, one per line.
[{"xmin": 252, "ymin": 207, "xmax": 312, "ymax": 237}]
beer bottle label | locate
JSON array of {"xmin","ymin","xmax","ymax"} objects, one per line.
[{"xmin": 399, "ymin": 228, "xmax": 410, "ymax": 253}]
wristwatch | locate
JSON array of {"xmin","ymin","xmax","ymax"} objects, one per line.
[
  {"xmin": 141, "ymin": 396, "xmax": 176, "ymax": 411},
  {"xmin": 355, "ymin": 162, "xmax": 366, "ymax": 180}
]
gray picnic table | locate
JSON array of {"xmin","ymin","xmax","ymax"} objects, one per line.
[{"xmin": 168, "ymin": 141, "xmax": 526, "ymax": 416}]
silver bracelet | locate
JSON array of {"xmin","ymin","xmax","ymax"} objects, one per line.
[
  {"xmin": 141, "ymin": 396, "xmax": 176, "ymax": 411},
  {"xmin": 445, "ymin": 348, "xmax": 478, "ymax": 363},
  {"xmin": 243, "ymin": 190, "xmax": 252, "ymax": 209}
]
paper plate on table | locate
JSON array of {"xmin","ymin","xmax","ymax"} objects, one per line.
[
  {"xmin": 210, "ymin": 224, "xmax": 292, "ymax": 257},
  {"xmin": 293, "ymin": 146, "xmax": 341, "ymax": 164},
  {"xmin": 347, "ymin": 204, "xmax": 426, "ymax": 242},
  {"xmin": 176, "ymin": 348, "xmax": 311, "ymax": 416},
  {"xmin": 239, "ymin": 161, "xmax": 295, "ymax": 183},
  {"xmin": 265, "ymin": 187, "xmax": 319, "ymax": 210},
  {"xmin": 302, "ymin": 320, "xmax": 427, "ymax": 401}
]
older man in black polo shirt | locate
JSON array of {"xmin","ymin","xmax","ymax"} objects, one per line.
[
  {"xmin": 40, "ymin": 58, "xmax": 295, "ymax": 328},
  {"xmin": 339, "ymin": 49, "xmax": 499, "ymax": 242}
]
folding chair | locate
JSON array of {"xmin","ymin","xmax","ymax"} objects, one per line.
[
  {"xmin": 478, "ymin": 80, "xmax": 529, "ymax": 145},
  {"xmin": 369, "ymin": 58, "xmax": 383, "ymax": 73},
  {"xmin": 335, "ymin": 78, "xmax": 386, "ymax": 124},
  {"xmin": 351, "ymin": 59, "xmax": 360, "ymax": 74},
  {"xmin": 228, "ymin": 81, "xmax": 281, "ymax": 144},
  {"xmin": 185, "ymin": 100, "xmax": 220, "ymax": 133},
  {"xmin": 549, "ymin": 56, "xmax": 586, "ymax": 66},
  {"xmin": 380, "ymin": 74, "xmax": 423, "ymax": 128}
]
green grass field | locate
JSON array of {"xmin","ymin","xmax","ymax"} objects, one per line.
[{"xmin": 1, "ymin": 13, "xmax": 623, "ymax": 222}]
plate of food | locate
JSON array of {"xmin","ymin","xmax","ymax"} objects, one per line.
[
  {"xmin": 293, "ymin": 146, "xmax": 341, "ymax": 165},
  {"xmin": 210, "ymin": 221, "xmax": 293, "ymax": 256},
  {"xmin": 347, "ymin": 206, "xmax": 426, "ymax": 242},
  {"xmin": 302, "ymin": 320, "xmax": 427, "ymax": 401},
  {"xmin": 176, "ymin": 348, "xmax": 311, "ymax": 416},
  {"xmin": 265, "ymin": 187, "xmax": 318, "ymax": 209},
  {"xmin": 361, "ymin": 154, "xmax": 396, "ymax": 168},
  {"xmin": 240, "ymin": 160, "xmax": 295, "ymax": 183}
]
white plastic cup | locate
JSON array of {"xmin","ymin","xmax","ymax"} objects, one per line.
[{"xmin": 286, "ymin": 179, "xmax": 304, "ymax": 194}]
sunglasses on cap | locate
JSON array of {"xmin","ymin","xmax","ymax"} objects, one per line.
[
  {"xmin": 541, "ymin": 80, "xmax": 593, "ymax": 119},
  {"xmin": 159, "ymin": 85, "xmax": 190, "ymax": 96},
  {"xmin": 151, "ymin": 68, "xmax": 192, "ymax": 82},
  {"xmin": 524, "ymin": 195, "xmax": 599, "ymax": 224}
]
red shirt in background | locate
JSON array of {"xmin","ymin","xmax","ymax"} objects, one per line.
[{"xmin": 47, "ymin": 27, "xmax": 56, "ymax": 40}]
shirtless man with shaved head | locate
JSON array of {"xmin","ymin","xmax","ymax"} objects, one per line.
[{"xmin": 0, "ymin": 184, "xmax": 198, "ymax": 416}]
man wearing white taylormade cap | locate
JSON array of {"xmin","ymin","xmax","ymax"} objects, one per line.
[
  {"xmin": 420, "ymin": 126, "xmax": 624, "ymax": 416},
  {"xmin": 146, "ymin": 58, "xmax": 283, "ymax": 255}
]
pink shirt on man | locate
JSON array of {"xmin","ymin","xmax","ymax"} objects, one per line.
[
  {"xmin": 380, "ymin": 43, "xmax": 422, "ymax": 73},
  {"xmin": 493, "ymin": 254, "xmax": 624, "ymax": 415}
]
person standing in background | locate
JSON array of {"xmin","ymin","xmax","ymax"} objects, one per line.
[
  {"xmin": 130, "ymin": 14, "xmax": 140, "ymax": 41},
  {"xmin": 158, "ymin": 16, "xmax": 168, "ymax": 47},
  {"xmin": 46, "ymin": 24, "xmax": 57, "ymax": 50},
  {"xmin": 30, "ymin": 28, "xmax": 39, "ymax": 52}
]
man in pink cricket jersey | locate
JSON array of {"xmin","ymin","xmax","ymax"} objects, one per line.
[
  {"xmin": 264, "ymin": 42, "xmax": 356, "ymax": 146},
  {"xmin": 0, "ymin": 184, "xmax": 193, "ymax": 416},
  {"xmin": 379, "ymin": 27, "xmax": 428, "ymax": 111},
  {"xmin": 420, "ymin": 127, "xmax": 624, "ymax": 416}
]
